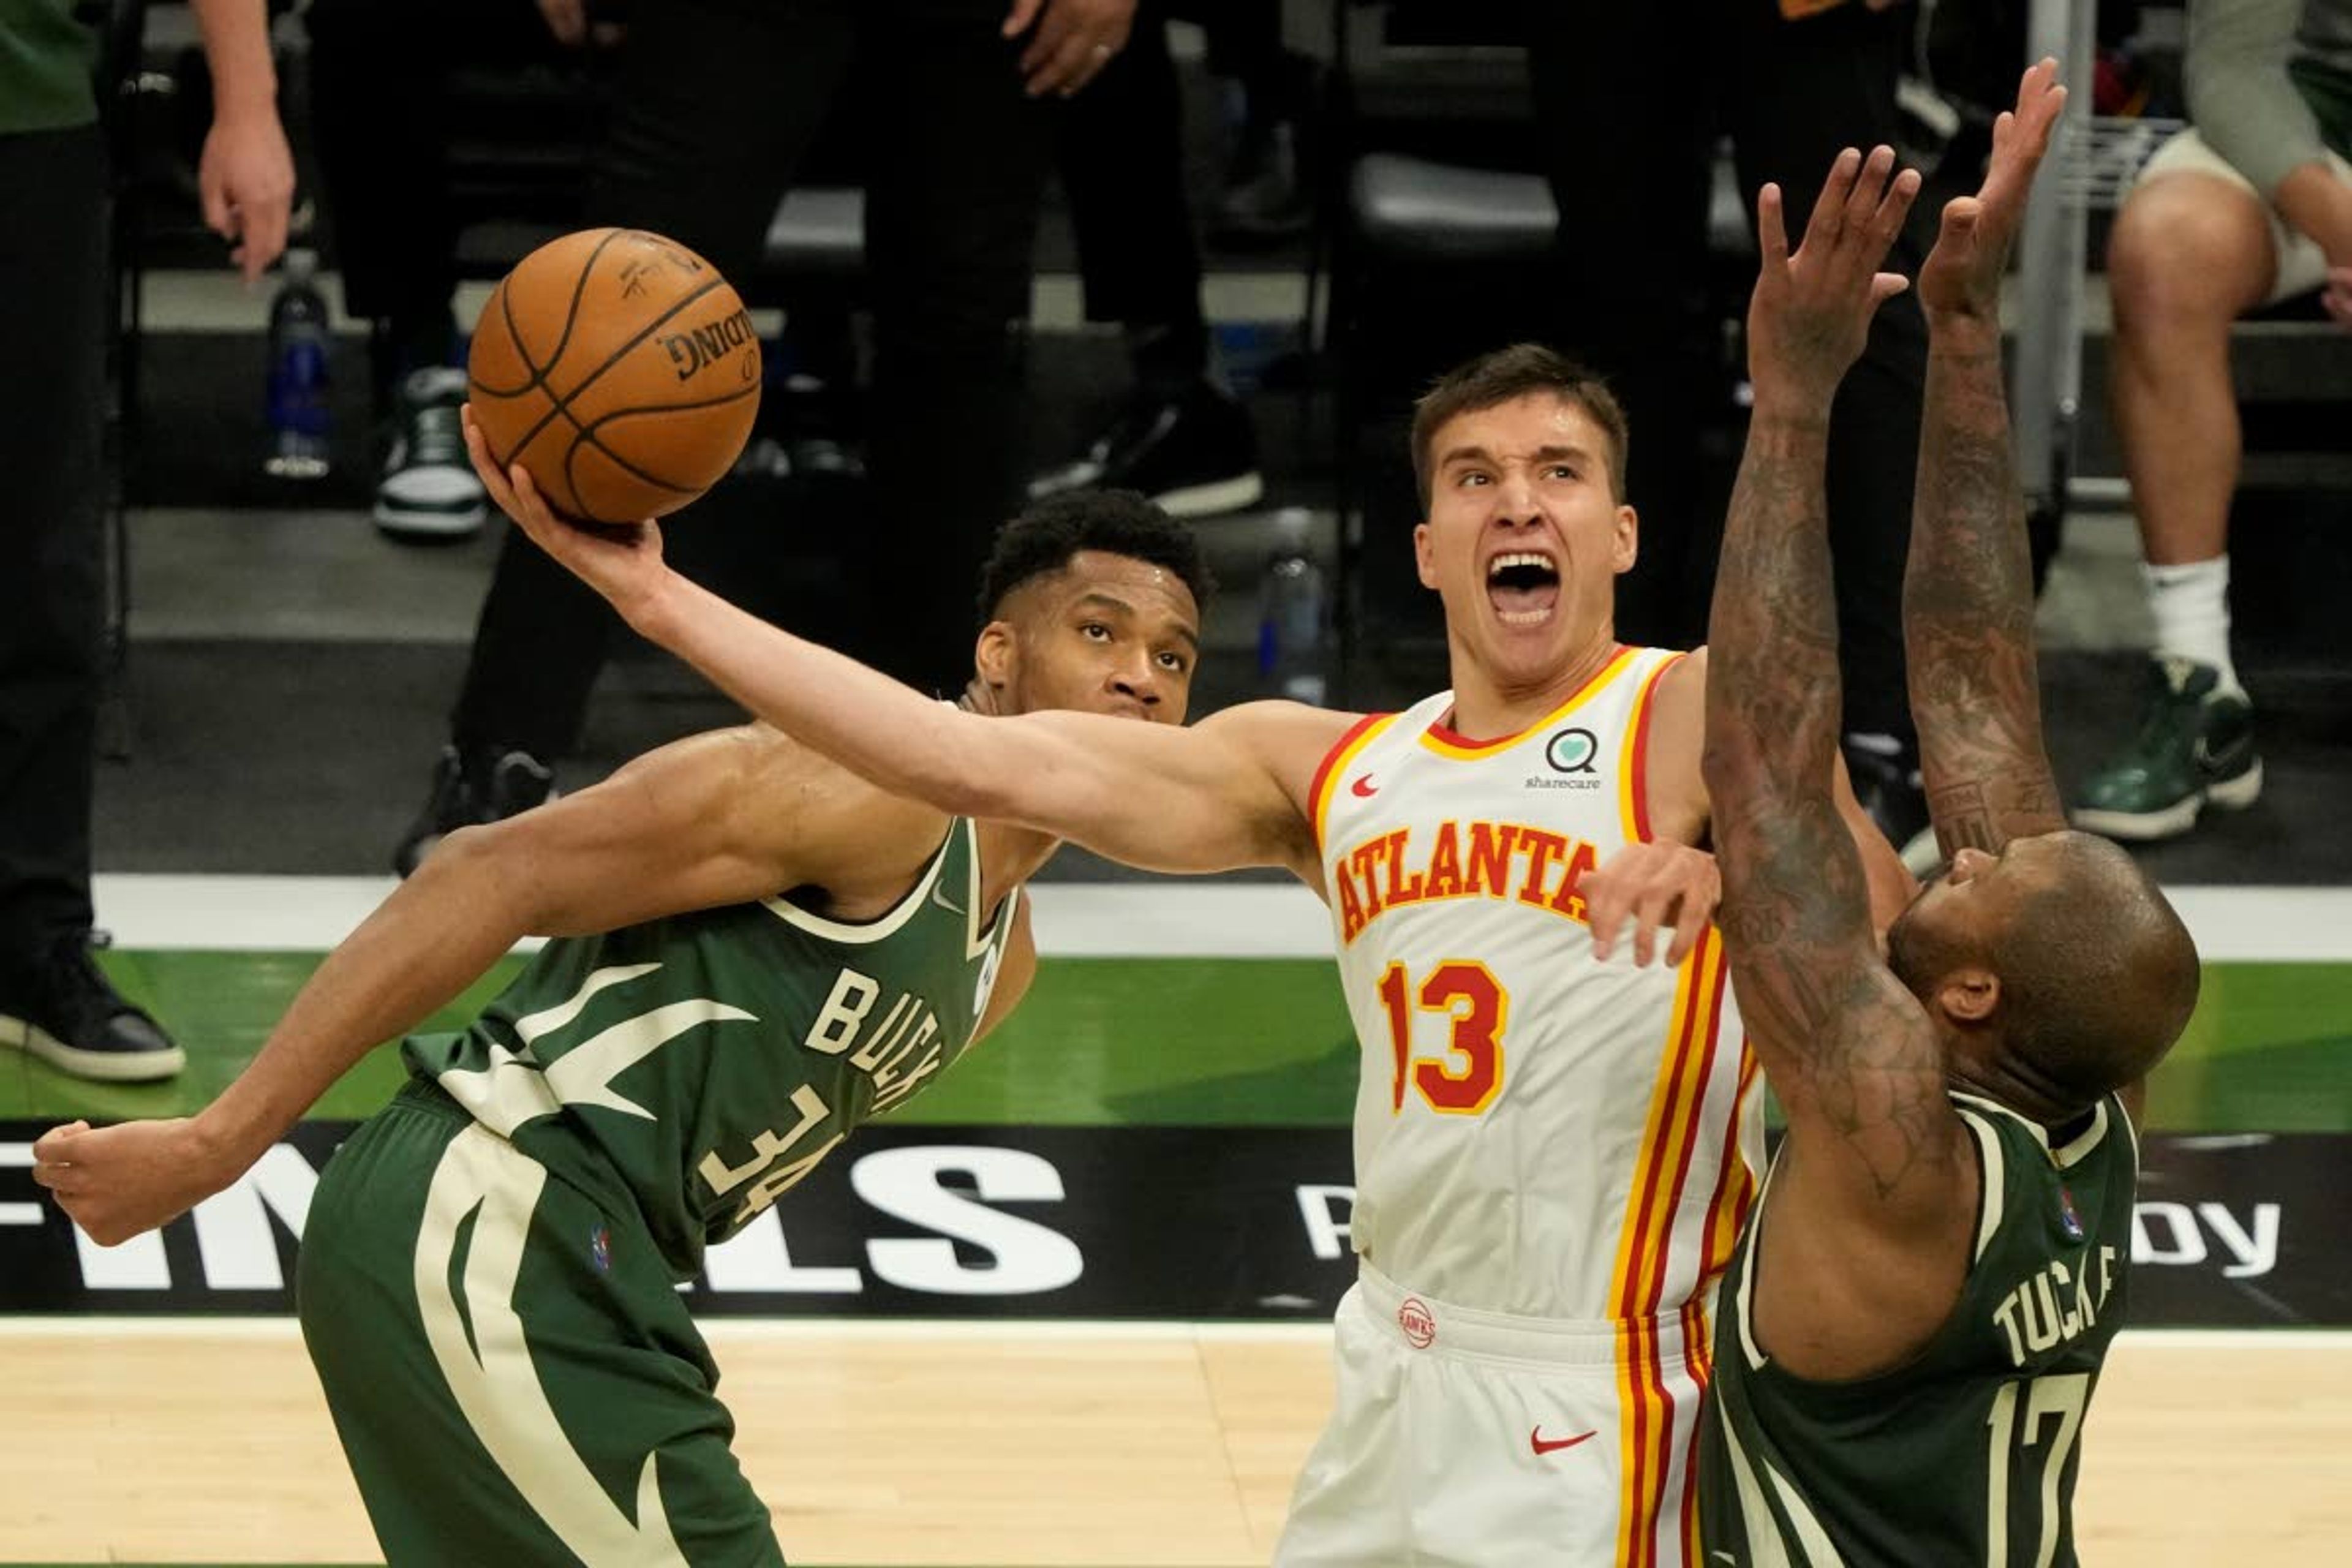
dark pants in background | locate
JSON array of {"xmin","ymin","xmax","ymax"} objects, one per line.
[
  {"xmin": 383, "ymin": 0, "xmax": 1045, "ymax": 758},
  {"xmin": 1529, "ymin": 0, "xmax": 1927, "ymax": 744},
  {"xmin": 0, "ymin": 125, "xmax": 108, "ymax": 962},
  {"xmin": 1055, "ymin": 6, "xmax": 1208, "ymax": 398},
  {"xmin": 306, "ymin": 0, "xmax": 586, "ymax": 388}
]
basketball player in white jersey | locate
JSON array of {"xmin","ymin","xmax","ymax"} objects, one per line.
[{"xmin": 467, "ymin": 333, "xmax": 1915, "ymax": 1562}]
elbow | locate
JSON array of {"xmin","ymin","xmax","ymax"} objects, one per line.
[{"xmin": 413, "ymin": 819, "xmax": 542, "ymax": 936}]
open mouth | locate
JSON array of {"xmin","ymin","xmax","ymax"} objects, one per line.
[{"xmin": 1486, "ymin": 551, "xmax": 1562, "ymax": 627}]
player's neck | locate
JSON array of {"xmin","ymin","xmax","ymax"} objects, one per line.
[{"xmin": 1444, "ymin": 632, "xmax": 1623, "ymax": 742}]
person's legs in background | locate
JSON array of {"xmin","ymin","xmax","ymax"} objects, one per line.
[
  {"xmin": 306, "ymin": 0, "xmax": 574, "ymax": 541},
  {"xmin": 1030, "ymin": 4, "xmax": 1263, "ymax": 521},
  {"xmin": 2072, "ymin": 148, "xmax": 2283, "ymax": 842},
  {"xmin": 394, "ymin": 0, "xmax": 859, "ymax": 874},
  {"xmin": 1725, "ymin": 0, "xmax": 1932, "ymax": 861},
  {"xmin": 856, "ymin": 0, "xmax": 1052, "ymax": 691},
  {"xmin": 0, "ymin": 124, "xmax": 181, "ymax": 1081},
  {"xmin": 1194, "ymin": 0, "xmax": 1311, "ymax": 246},
  {"xmin": 1524, "ymin": 2, "xmax": 1719, "ymax": 650}
]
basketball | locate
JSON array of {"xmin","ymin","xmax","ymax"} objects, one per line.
[{"xmin": 466, "ymin": 227, "xmax": 762, "ymax": 527}]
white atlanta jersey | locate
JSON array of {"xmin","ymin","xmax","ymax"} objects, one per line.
[{"xmin": 1303, "ymin": 645, "xmax": 1762, "ymax": 1557}]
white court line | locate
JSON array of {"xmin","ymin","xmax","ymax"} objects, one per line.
[{"xmin": 88, "ymin": 875, "xmax": 2352, "ymax": 962}]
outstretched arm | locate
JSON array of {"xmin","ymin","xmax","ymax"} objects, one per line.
[
  {"xmin": 32, "ymin": 726, "xmax": 938, "ymax": 1244},
  {"xmin": 462, "ymin": 415, "xmax": 1338, "ymax": 883},
  {"xmin": 1905, "ymin": 63, "xmax": 2071, "ymax": 857},
  {"xmin": 1704, "ymin": 148, "xmax": 1975, "ymax": 1374}
]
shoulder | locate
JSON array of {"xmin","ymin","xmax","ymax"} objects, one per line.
[
  {"xmin": 1642, "ymin": 647, "xmax": 1711, "ymax": 843},
  {"xmin": 1197, "ymin": 699, "xmax": 1376, "ymax": 794},
  {"xmin": 717, "ymin": 722, "xmax": 959, "ymax": 892}
]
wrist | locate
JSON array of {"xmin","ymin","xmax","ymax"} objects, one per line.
[
  {"xmin": 619, "ymin": 568, "xmax": 689, "ymax": 645},
  {"xmin": 1744, "ymin": 389, "xmax": 1836, "ymax": 432},
  {"xmin": 192, "ymin": 1095, "xmax": 279, "ymax": 1177},
  {"xmin": 1924, "ymin": 311, "xmax": 2003, "ymax": 355}
]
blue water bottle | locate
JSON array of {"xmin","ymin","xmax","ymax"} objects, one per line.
[
  {"xmin": 1256, "ymin": 508, "xmax": 1329, "ymax": 705},
  {"xmin": 264, "ymin": 247, "xmax": 331, "ymax": 479}
]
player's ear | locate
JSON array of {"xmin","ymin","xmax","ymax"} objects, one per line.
[
  {"xmin": 1414, "ymin": 522, "xmax": 1439, "ymax": 590},
  {"xmin": 974, "ymin": 619, "xmax": 1017, "ymax": 695},
  {"xmin": 1612, "ymin": 503, "xmax": 1639, "ymax": 575},
  {"xmin": 1938, "ymin": 968, "xmax": 2001, "ymax": 1023}
]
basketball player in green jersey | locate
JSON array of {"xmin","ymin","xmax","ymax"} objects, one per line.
[
  {"xmin": 1695, "ymin": 66, "xmax": 2202, "ymax": 1564},
  {"xmin": 31, "ymin": 491, "xmax": 1208, "ymax": 1565}
]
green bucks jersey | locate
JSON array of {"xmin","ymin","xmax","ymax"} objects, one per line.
[
  {"xmin": 1698, "ymin": 1091, "xmax": 2138, "ymax": 1567},
  {"xmin": 401, "ymin": 818, "xmax": 1019, "ymax": 1278}
]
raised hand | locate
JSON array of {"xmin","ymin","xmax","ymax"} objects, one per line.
[
  {"xmin": 463, "ymin": 406, "xmax": 673, "ymax": 628},
  {"xmin": 1748, "ymin": 145, "xmax": 1923, "ymax": 410},
  {"xmin": 1581, "ymin": 840, "xmax": 1721, "ymax": 968},
  {"xmin": 1918, "ymin": 59, "xmax": 2068, "ymax": 327}
]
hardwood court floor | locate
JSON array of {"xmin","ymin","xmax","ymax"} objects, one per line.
[{"xmin": 1, "ymin": 1321, "xmax": 2343, "ymax": 1565}]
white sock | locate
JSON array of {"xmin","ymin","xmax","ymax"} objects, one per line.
[{"xmin": 2144, "ymin": 556, "xmax": 2241, "ymax": 696}]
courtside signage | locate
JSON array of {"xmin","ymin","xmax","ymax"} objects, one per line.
[{"xmin": 0, "ymin": 1125, "xmax": 2342, "ymax": 1324}]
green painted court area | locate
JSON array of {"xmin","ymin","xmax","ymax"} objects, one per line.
[{"xmin": 5, "ymin": 949, "xmax": 2348, "ymax": 1133}]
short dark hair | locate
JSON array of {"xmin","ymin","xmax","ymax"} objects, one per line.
[
  {"xmin": 1984, "ymin": 834, "xmax": 2201, "ymax": 1109},
  {"xmin": 975, "ymin": 489, "xmax": 1215, "ymax": 625},
  {"xmin": 1411, "ymin": 344, "xmax": 1631, "ymax": 506}
]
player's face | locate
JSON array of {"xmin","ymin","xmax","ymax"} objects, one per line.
[
  {"xmin": 1414, "ymin": 394, "xmax": 1637, "ymax": 687},
  {"xmin": 989, "ymin": 551, "xmax": 1201, "ymax": 724},
  {"xmin": 1887, "ymin": 831, "xmax": 2070, "ymax": 973}
]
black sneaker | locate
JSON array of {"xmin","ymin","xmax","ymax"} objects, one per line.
[
  {"xmin": 393, "ymin": 744, "xmax": 559, "ymax": 877},
  {"xmin": 1842, "ymin": 733, "xmax": 1940, "ymax": 876},
  {"xmin": 1028, "ymin": 383, "xmax": 1264, "ymax": 519},
  {"xmin": 0, "ymin": 932, "xmax": 185, "ymax": 1083},
  {"xmin": 375, "ymin": 367, "xmax": 487, "ymax": 541}
]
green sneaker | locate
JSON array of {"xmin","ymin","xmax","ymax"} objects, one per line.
[{"xmin": 2072, "ymin": 656, "xmax": 2262, "ymax": 841}]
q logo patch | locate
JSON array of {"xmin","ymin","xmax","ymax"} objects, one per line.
[{"xmin": 1545, "ymin": 728, "xmax": 1599, "ymax": 775}]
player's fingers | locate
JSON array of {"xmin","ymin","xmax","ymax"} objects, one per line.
[
  {"xmin": 1629, "ymin": 894, "xmax": 1661, "ymax": 969},
  {"xmin": 1843, "ymin": 145, "xmax": 1896, "ymax": 240},
  {"xmin": 1870, "ymin": 272, "xmax": 1911, "ymax": 305},
  {"xmin": 1939, "ymin": 194, "xmax": 1982, "ymax": 249},
  {"xmin": 1002, "ymin": 0, "xmax": 1045, "ymax": 37},
  {"xmin": 31, "ymin": 1121, "xmax": 90, "ymax": 1162},
  {"xmin": 461, "ymin": 412, "xmax": 521, "ymax": 513},
  {"xmin": 1585, "ymin": 880, "xmax": 1624, "ymax": 961},
  {"xmin": 1804, "ymin": 147, "xmax": 1862, "ymax": 248},
  {"xmin": 1872, "ymin": 167, "xmax": 1921, "ymax": 250},
  {"xmin": 1665, "ymin": 888, "xmax": 1708, "ymax": 967},
  {"xmin": 1755, "ymin": 183, "xmax": 1789, "ymax": 271},
  {"xmin": 508, "ymin": 462, "xmax": 554, "ymax": 527}
]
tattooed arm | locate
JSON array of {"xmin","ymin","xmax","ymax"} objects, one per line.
[
  {"xmin": 1905, "ymin": 64, "xmax": 2072, "ymax": 858},
  {"xmin": 1704, "ymin": 148, "xmax": 1978, "ymax": 1379}
]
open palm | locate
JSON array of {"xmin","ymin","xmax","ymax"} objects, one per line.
[{"xmin": 1918, "ymin": 59, "xmax": 2068, "ymax": 322}]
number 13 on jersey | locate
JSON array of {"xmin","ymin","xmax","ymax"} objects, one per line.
[{"xmin": 1377, "ymin": 960, "xmax": 1509, "ymax": 1115}]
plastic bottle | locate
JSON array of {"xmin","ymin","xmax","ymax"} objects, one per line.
[
  {"xmin": 1256, "ymin": 507, "xmax": 1329, "ymax": 706},
  {"xmin": 263, "ymin": 247, "xmax": 331, "ymax": 479}
]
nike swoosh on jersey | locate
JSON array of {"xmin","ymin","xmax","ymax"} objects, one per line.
[{"xmin": 1529, "ymin": 1425, "xmax": 1596, "ymax": 1456}]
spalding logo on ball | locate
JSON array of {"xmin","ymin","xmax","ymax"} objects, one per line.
[{"xmin": 468, "ymin": 227, "xmax": 762, "ymax": 527}]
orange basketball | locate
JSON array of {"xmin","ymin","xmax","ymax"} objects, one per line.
[{"xmin": 467, "ymin": 227, "xmax": 762, "ymax": 527}]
